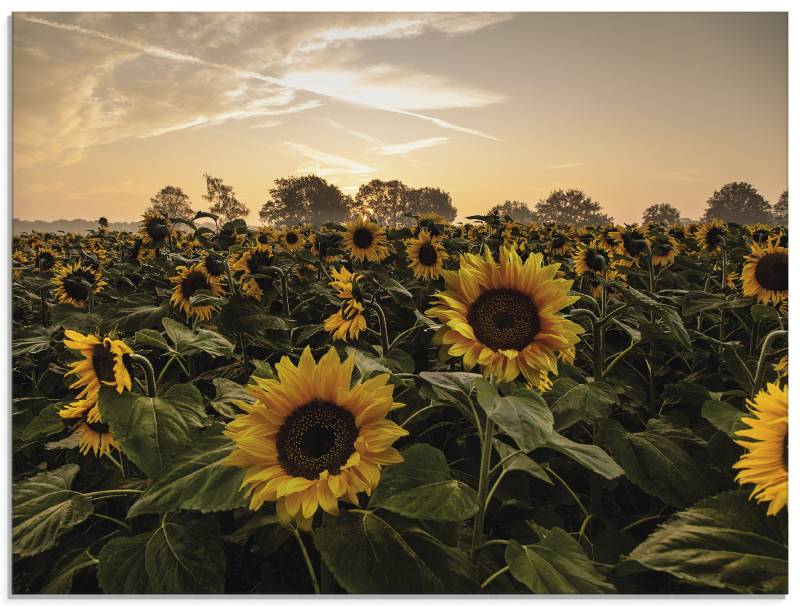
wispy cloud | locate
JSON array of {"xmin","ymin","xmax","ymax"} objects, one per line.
[
  {"xmin": 285, "ymin": 142, "xmax": 377, "ymax": 178},
  {"xmin": 373, "ymin": 137, "xmax": 449, "ymax": 156},
  {"xmin": 317, "ymin": 117, "xmax": 384, "ymax": 146},
  {"xmin": 545, "ymin": 162, "xmax": 584, "ymax": 170}
]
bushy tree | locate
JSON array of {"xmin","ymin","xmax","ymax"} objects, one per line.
[
  {"xmin": 534, "ymin": 189, "xmax": 613, "ymax": 226},
  {"xmin": 148, "ymin": 185, "xmax": 193, "ymax": 220},
  {"xmin": 701, "ymin": 182, "xmax": 772, "ymax": 224},
  {"xmin": 489, "ymin": 200, "xmax": 536, "ymax": 223},
  {"xmin": 354, "ymin": 180, "xmax": 409, "ymax": 225},
  {"xmin": 202, "ymin": 174, "xmax": 249, "ymax": 223},
  {"xmin": 405, "ymin": 187, "xmax": 457, "ymax": 222},
  {"xmin": 773, "ymin": 190, "xmax": 788, "ymax": 225},
  {"xmin": 260, "ymin": 175, "xmax": 354, "ymax": 226},
  {"xmin": 642, "ymin": 203, "xmax": 681, "ymax": 225}
]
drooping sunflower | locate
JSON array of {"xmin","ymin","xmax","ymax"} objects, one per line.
[
  {"xmin": 139, "ymin": 210, "xmax": 172, "ymax": 247},
  {"xmin": 280, "ymin": 228, "xmax": 306, "ymax": 252},
  {"xmin": 231, "ymin": 244, "xmax": 275, "ymax": 300},
  {"xmin": 406, "ymin": 229, "xmax": 449, "ymax": 280},
  {"xmin": 695, "ymin": 218, "xmax": 727, "ymax": 254},
  {"xmin": 573, "ymin": 241, "xmax": 610, "ymax": 276},
  {"xmin": 35, "ymin": 247, "xmax": 58, "ymax": 272},
  {"xmin": 63, "ymin": 330, "xmax": 133, "ymax": 402},
  {"xmin": 58, "ymin": 398, "xmax": 121, "ymax": 458},
  {"xmin": 732, "ymin": 382, "xmax": 788, "ymax": 516},
  {"xmin": 648, "ymin": 233, "xmax": 680, "ymax": 267},
  {"xmin": 51, "ymin": 262, "xmax": 107, "ymax": 308},
  {"xmin": 323, "ymin": 266, "xmax": 367, "ymax": 341},
  {"xmin": 169, "ymin": 262, "xmax": 226, "ymax": 321},
  {"xmin": 223, "ymin": 347, "xmax": 408, "ymax": 530},
  {"xmin": 549, "ymin": 228, "xmax": 573, "ymax": 256},
  {"xmin": 609, "ymin": 226, "xmax": 648, "ymax": 267},
  {"xmin": 747, "ymin": 223, "xmax": 775, "ymax": 245},
  {"xmin": 741, "ymin": 238, "xmax": 788, "ymax": 305},
  {"xmin": 427, "ymin": 247, "xmax": 583, "ymax": 383},
  {"xmin": 343, "ymin": 217, "xmax": 389, "ymax": 262}
]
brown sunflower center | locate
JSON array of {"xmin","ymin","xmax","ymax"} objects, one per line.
[
  {"xmin": 704, "ymin": 227, "xmax": 725, "ymax": 249},
  {"xmin": 417, "ymin": 243, "xmax": 438, "ymax": 267},
  {"xmin": 247, "ymin": 251, "xmax": 272, "ymax": 275},
  {"xmin": 652, "ymin": 240, "xmax": 673, "ymax": 257},
  {"xmin": 62, "ymin": 270, "xmax": 95, "ymax": 301},
  {"xmin": 353, "ymin": 227, "xmax": 374, "ymax": 250},
  {"xmin": 286, "ymin": 232, "xmax": 299, "ymax": 245},
  {"xmin": 551, "ymin": 235, "xmax": 566, "ymax": 249},
  {"xmin": 87, "ymin": 420, "xmax": 110, "ymax": 434},
  {"xmin": 584, "ymin": 249, "xmax": 608, "ymax": 272},
  {"xmin": 257, "ymin": 233, "xmax": 270, "ymax": 244},
  {"xmin": 180, "ymin": 271, "xmax": 211, "ymax": 300},
  {"xmin": 755, "ymin": 252, "xmax": 788, "ymax": 292},
  {"xmin": 146, "ymin": 219, "xmax": 170, "ymax": 241},
  {"xmin": 467, "ymin": 288, "xmax": 540, "ymax": 351},
  {"xmin": 276, "ymin": 400, "xmax": 358, "ymax": 480},
  {"xmin": 622, "ymin": 234, "xmax": 647, "ymax": 257},
  {"xmin": 92, "ymin": 344, "xmax": 117, "ymax": 383},
  {"xmin": 204, "ymin": 256, "xmax": 225, "ymax": 276}
]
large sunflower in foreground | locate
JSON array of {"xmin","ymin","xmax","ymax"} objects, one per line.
[
  {"xmin": 169, "ymin": 262, "xmax": 226, "ymax": 321},
  {"xmin": 63, "ymin": 330, "xmax": 133, "ymax": 402},
  {"xmin": 427, "ymin": 247, "xmax": 583, "ymax": 383},
  {"xmin": 51, "ymin": 262, "xmax": 107, "ymax": 308},
  {"xmin": 741, "ymin": 238, "xmax": 788, "ymax": 306},
  {"xmin": 406, "ymin": 229, "xmax": 448, "ymax": 280},
  {"xmin": 732, "ymin": 382, "xmax": 788, "ymax": 516},
  {"xmin": 223, "ymin": 347, "xmax": 408, "ymax": 530},
  {"xmin": 343, "ymin": 217, "xmax": 389, "ymax": 262}
]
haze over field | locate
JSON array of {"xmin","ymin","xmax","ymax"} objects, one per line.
[{"xmin": 13, "ymin": 12, "xmax": 787, "ymax": 224}]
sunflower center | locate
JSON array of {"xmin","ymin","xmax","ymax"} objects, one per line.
[
  {"xmin": 204, "ymin": 256, "xmax": 225, "ymax": 276},
  {"xmin": 247, "ymin": 252, "xmax": 272, "ymax": 275},
  {"xmin": 146, "ymin": 219, "xmax": 170, "ymax": 240},
  {"xmin": 257, "ymin": 233, "xmax": 270, "ymax": 244},
  {"xmin": 652, "ymin": 240, "xmax": 673, "ymax": 257},
  {"xmin": 180, "ymin": 271, "xmax": 211, "ymax": 300},
  {"xmin": 38, "ymin": 252, "xmax": 55, "ymax": 271},
  {"xmin": 286, "ymin": 232, "xmax": 299, "ymax": 245},
  {"xmin": 551, "ymin": 235, "xmax": 566, "ymax": 249},
  {"xmin": 753, "ymin": 230, "xmax": 771, "ymax": 243},
  {"xmin": 62, "ymin": 271, "xmax": 94, "ymax": 301},
  {"xmin": 87, "ymin": 420, "xmax": 110, "ymax": 434},
  {"xmin": 622, "ymin": 234, "xmax": 647, "ymax": 256},
  {"xmin": 418, "ymin": 243, "xmax": 438, "ymax": 267},
  {"xmin": 585, "ymin": 249, "xmax": 608, "ymax": 272},
  {"xmin": 276, "ymin": 400, "xmax": 358, "ymax": 480},
  {"xmin": 353, "ymin": 227, "xmax": 374, "ymax": 249},
  {"xmin": 754, "ymin": 253, "xmax": 788, "ymax": 292},
  {"xmin": 705, "ymin": 227, "xmax": 725, "ymax": 248},
  {"xmin": 92, "ymin": 344, "xmax": 117, "ymax": 383},
  {"xmin": 467, "ymin": 288, "xmax": 540, "ymax": 351}
]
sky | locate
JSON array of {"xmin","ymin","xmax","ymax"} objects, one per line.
[{"xmin": 12, "ymin": 12, "xmax": 788, "ymax": 224}]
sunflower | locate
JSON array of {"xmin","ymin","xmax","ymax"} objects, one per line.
[
  {"xmin": 200, "ymin": 253, "xmax": 228, "ymax": 279},
  {"xmin": 741, "ymin": 238, "xmax": 788, "ymax": 305},
  {"xmin": 169, "ymin": 262, "xmax": 226, "ymax": 321},
  {"xmin": 51, "ymin": 262, "xmax": 107, "ymax": 308},
  {"xmin": 324, "ymin": 267, "xmax": 367, "ymax": 341},
  {"xmin": 343, "ymin": 217, "xmax": 389, "ymax": 262},
  {"xmin": 73, "ymin": 415, "xmax": 121, "ymax": 457},
  {"xmin": 573, "ymin": 241, "xmax": 610, "ymax": 276},
  {"xmin": 232, "ymin": 244, "xmax": 275, "ymax": 300},
  {"xmin": 63, "ymin": 330, "xmax": 133, "ymax": 402},
  {"xmin": 427, "ymin": 247, "xmax": 583, "ymax": 383},
  {"xmin": 695, "ymin": 218, "xmax": 727, "ymax": 254},
  {"xmin": 280, "ymin": 228, "xmax": 306, "ymax": 251},
  {"xmin": 139, "ymin": 210, "xmax": 172, "ymax": 247},
  {"xmin": 747, "ymin": 223, "xmax": 775, "ymax": 245},
  {"xmin": 406, "ymin": 229, "xmax": 448, "ymax": 280},
  {"xmin": 549, "ymin": 229, "xmax": 573, "ymax": 256},
  {"xmin": 649, "ymin": 233, "xmax": 679, "ymax": 267},
  {"xmin": 35, "ymin": 247, "xmax": 58, "ymax": 272},
  {"xmin": 415, "ymin": 212, "xmax": 447, "ymax": 237},
  {"xmin": 732, "ymin": 382, "xmax": 788, "ymax": 516},
  {"xmin": 223, "ymin": 347, "xmax": 408, "ymax": 530},
  {"xmin": 609, "ymin": 226, "xmax": 648, "ymax": 267}
]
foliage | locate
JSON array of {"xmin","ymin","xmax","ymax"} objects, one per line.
[
  {"xmin": 642, "ymin": 203, "xmax": 681, "ymax": 224},
  {"xmin": 534, "ymin": 189, "xmax": 613, "ymax": 226},
  {"xmin": 701, "ymin": 181, "xmax": 773, "ymax": 224},
  {"xmin": 260, "ymin": 174, "xmax": 355, "ymax": 226},
  {"xmin": 202, "ymin": 173, "xmax": 249, "ymax": 222},
  {"xmin": 148, "ymin": 185, "xmax": 194, "ymax": 220}
]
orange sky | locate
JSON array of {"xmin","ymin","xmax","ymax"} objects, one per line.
[{"xmin": 13, "ymin": 12, "xmax": 787, "ymax": 224}]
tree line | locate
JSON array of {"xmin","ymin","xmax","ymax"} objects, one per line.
[{"xmin": 147, "ymin": 175, "xmax": 788, "ymax": 227}]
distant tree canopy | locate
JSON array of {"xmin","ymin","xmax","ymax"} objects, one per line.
[
  {"xmin": 260, "ymin": 175, "xmax": 354, "ymax": 226},
  {"xmin": 701, "ymin": 182, "xmax": 773, "ymax": 225},
  {"xmin": 148, "ymin": 185, "xmax": 194, "ymax": 220},
  {"xmin": 773, "ymin": 190, "xmax": 788, "ymax": 225},
  {"xmin": 534, "ymin": 189, "xmax": 613, "ymax": 226},
  {"xmin": 489, "ymin": 200, "xmax": 537, "ymax": 223},
  {"xmin": 642, "ymin": 203, "xmax": 681, "ymax": 225},
  {"xmin": 353, "ymin": 179, "xmax": 457, "ymax": 225},
  {"xmin": 203, "ymin": 174, "xmax": 249, "ymax": 223}
]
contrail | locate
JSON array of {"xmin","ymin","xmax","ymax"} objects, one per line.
[{"xmin": 21, "ymin": 14, "xmax": 501, "ymax": 142}]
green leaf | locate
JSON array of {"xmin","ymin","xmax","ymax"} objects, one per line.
[
  {"xmin": 550, "ymin": 381, "xmax": 617, "ymax": 431},
  {"xmin": 97, "ymin": 534, "xmax": 151, "ymax": 593},
  {"xmin": 99, "ymin": 297, "xmax": 170, "ymax": 332},
  {"xmin": 20, "ymin": 402, "xmax": 65, "ymax": 442},
  {"xmin": 218, "ymin": 294, "xmax": 291, "ymax": 333},
  {"xmin": 12, "ymin": 326, "xmax": 56, "ymax": 356},
  {"xmin": 98, "ymin": 384, "xmax": 207, "ymax": 479},
  {"xmin": 162, "ymin": 318, "xmax": 234, "ymax": 357},
  {"xmin": 189, "ymin": 289, "xmax": 228, "ymax": 307},
  {"xmin": 493, "ymin": 440, "xmax": 552, "ymax": 484},
  {"xmin": 313, "ymin": 510, "xmax": 446, "ymax": 593},
  {"xmin": 624, "ymin": 287, "xmax": 691, "ymax": 351},
  {"xmin": 702, "ymin": 399, "xmax": 746, "ymax": 438},
  {"xmin": 751, "ymin": 304, "xmax": 780, "ymax": 324},
  {"xmin": 369, "ymin": 444, "xmax": 478, "ymax": 521},
  {"xmin": 42, "ymin": 550, "xmax": 98, "ymax": 593},
  {"xmin": 12, "ymin": 465, "xmax": 93, "ymax": 557},
  {"xmin": 505, "ymin": 526, "xmax": 615, "ymax": 593},
  {"xmin": 544, "ymin": 432, "xmax": 624, "ymax": 480},
  {"xmin": 628, "ymin": 491, "xmax": 787, "ymax": 593},
  {"xmin": 134, "ymin": 328, "xmax": 170, "ymax": 352},
  {"xmin": 127, "ymin": 435, "xmax": 247, "ymax": 517},
  {"xmin": 419, "ymin": 371, "xmax": 481, "ymax": 397},
  {"xmin": 476, "ymin": 379, "xmax": 554, "ymax": 451},
  {"xmin": 50, "ymin": 303, "xmax": 100, "ymax": 331},
  {"xmin": 208, "ymin": 377, "xmax": 254, "ymax": 418},
  {"xmin": 596, "ymin": 418, "xmax": 724, "ymax": 508}
]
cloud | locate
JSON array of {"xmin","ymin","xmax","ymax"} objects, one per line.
[
  {"xmin": 545, "ymin": 162, "xmax": 584, "ymax": 170},
  {"xmin": 285, "ymin": 142, "xmax": 377, "ymax": 178},
  {"xmin": 373, "ymin": 137, "xmax": 449, "ymax": 156}
]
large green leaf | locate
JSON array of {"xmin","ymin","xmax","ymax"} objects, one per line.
[
  {"xmin": 42, "ymin": 550, "xmax": 98, "ymax": 593},
  {"xmin": 127, "ymin": 435, "xmax": 247, "ymax": 517},
  {"xmin": 550, "ymin": 381, "xmax": 616, "ymax": 431},
  {"xmin": 97, "ymin": 534, "xmax": 151, "ymax": 593},
  {"xmin": 12, "ymin": 465, "xmax": 93, "ymax": 557},
  {"xmin": 313, "ymin": 510, "xmax": 452, "ymax": 593},
  {"xmin": 218, "ymin": 294, "xmax": 291, "ymax": 333},
  {"xmin": 208, "ymin": 377, "xmax": 254, "ymax": 418},
  {"xmin": 98, "ymin": 384, "xmax": 207, "ymax": 479},
  {"xmin": 493, "ymin": 440, "xmax": 552, "ymax": 484},
  {"xmin": 369, "ymin": 444, "xmax": 478, "ymax": 521},
  {"xmin": 505, "ymin": 525, "xmax": 615, "ymax": 593},
  {"xmin": 12, "ymin": 326, "xmax": 57, "ymax": 356},
  {"xmin": 476, "ymin": 379, "xmax": 554, "ymax": 451},
  {"xmin": 702, "ymin": 399, "xmax": 745, "ymax": 438},
  {"xmin": 20, "ymin": 402, "xmax": 65, "ymax": 442},
  {"xmin": 624, "ymin": 287, "xmax": 692, "ymax": 351},
  {"xmin": 596, "ymin": 418, "xmax": 724, "ymax": 508},
  {"xmin": 543, "ymin": 432, "xmax": 624, "ymax": 480},
  {"xmin": 628, "ymin": 491, "xmax": 787, "ymax": 593},
  {"xmin": 162, "ymin": 318, "xmax": 234, "ymax": 357}
]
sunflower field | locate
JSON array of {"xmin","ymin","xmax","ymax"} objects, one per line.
[{"xmin": 11, "ymin": 211, "xmax": 788, "ymax": 594}]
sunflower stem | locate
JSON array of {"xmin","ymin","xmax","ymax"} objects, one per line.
[
  {"xmin": 263, "ymin": 266, "xmax": 291, "ymax": 316},
  {"xmin": 470, "ymin": 415, "xmax": 496, "ymax": 561},
  {"xmin": 480, "ymin": 565, "xmax": 510, "ymax": 590},
  {"xmin": 83, "ymin": 488, "xmax": 144, "ymax": 499},
  {"xmin": 752, "ymin": 330, "xmax": 788, "ymax": 397},
  {"xmin": 320, "ymin": 559, "xmax": 335, "ymax": 594},
  {"xmin": 368, "ymin": 297, "xmax": 391, "ymax": 356},
  {"xmin": 291, "ymin": 526, "xmax": 320, "ymax": 594},
  {"xmin": 129, "ymin": 354, "xmax": 157, "ymax": 398}
]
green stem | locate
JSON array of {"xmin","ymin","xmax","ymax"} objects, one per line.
[
  {"xmin": 292, "ymin": 526, "xmax": 320, "ymax": 594},
  {"xmin": 320, "ymin": 559, "xmax": 335, "ymax": 594},
  {"xmin": 91, "ymin": 512, "xmax": 132, "ymax": 532},
  {"xmin": 480, "ymin": 565, "xmax": 510, "ymax": 590},
  {"xmin": 484, "ymin": 469, "xmax": 509, "ymax": 509},
  {"xmin": 546, "ymin": 467, "xmax": 589, "ymax": 518},
  {"xmin": 156, "ymin": 356, "xmax": 177, "ymax": 387},
  {"xmin": 470, "ymin": 416, "xmax": 496, "ymax": 560},
  {"xmin": 128, "ymin": 354, "xmax": 157, "ymax": 397},
  {"xmin": 752, "ymin": 329, "xmax": 788, "ymax": 396},
  {"xmin": 84, "ymin": 488, "xmax": 144, "ymax": 499},
  {"xmin": 369, "ymin": 297, "xmax": 391, "ymax": 356}
]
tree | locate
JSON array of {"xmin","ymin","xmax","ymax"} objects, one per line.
[
  {"xmin": 534, "ymin": 189, "xmax": 613, "ymax": 226},
  {"xmin": 405, "ymin": 187, "xmax": 457, "ymax": 222},
  {"xmin": 260, "ymin": 175, "xmax": 355, "ymax": 226},
  {"xmin": 354, "ymin": 180, "xmax": 409, "ymax": 225},
  {"xmin": 202, "ymin": 174, "xmax": 249, "ymax": 223},
  {"xmin": 489, "ymin": 200, "xmax": 536, "ymax": 223},
  {"xmin": 642, "ymin": 203, "xmax": 681, "ymax": 225},
  {"xmin": 701, "ymin": 182, "xmax": 772, "ymax": 224},
  {"xmin": 148, "ymin": 185, "xmax": 193, "ymax": 220},
  {"xmin": 773, "ymin": 190, "xmax": 788, "ymax": 225}
]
